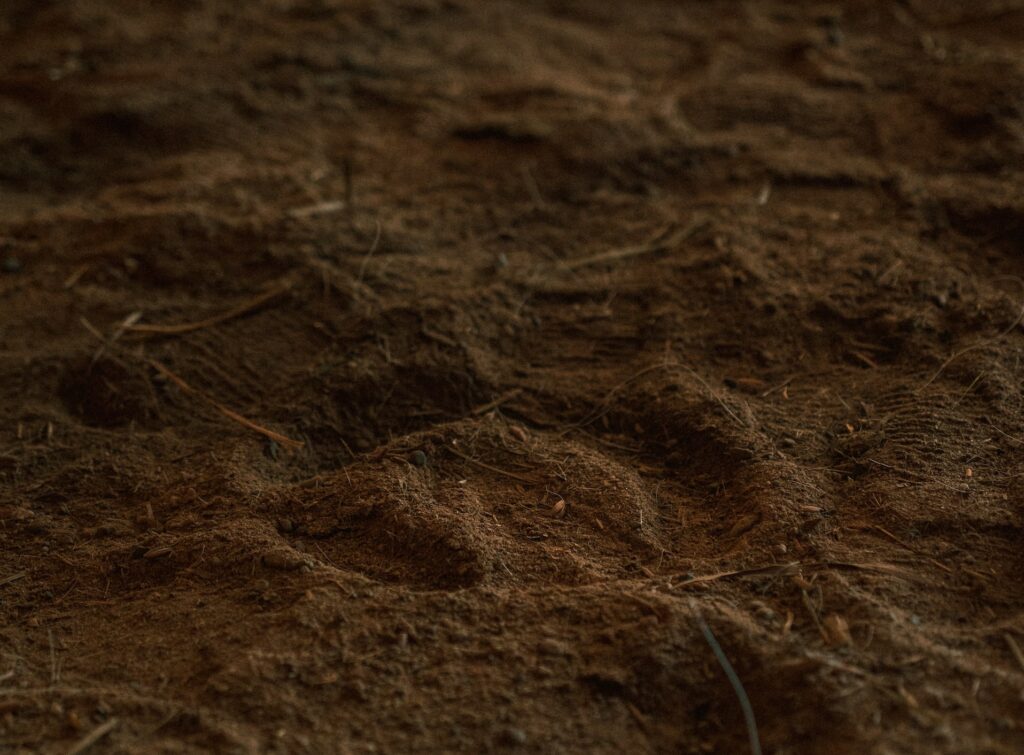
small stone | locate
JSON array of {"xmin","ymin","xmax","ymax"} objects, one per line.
[
  {"xmin": 823, "ymin": 613, "xmax": 852, "ymax": 646},
  {"xmin": 277, "ymin": 517, "xmax": 295, "ymax": 533},
  {"xmin": 66, "ymin": 709, "xmax": 83, "ymax": 731},
  {"xmin": 502, "ymin": 727, "xmax": 528, "ymax": 746},
  {"xmin": 263, "ymin": 550, "xmax": 305, "ymax": 571},
  {"xmin": 792, "ymin": 574, "xmax": 813, "ymax": 591},
  {"xmin": 823, "ymin": 17, "xmax": 844, "ymax": 46},
  {"xmin": 727, "ymin": 513, "xmax": 760, "ymax": 538},
  {"xmin": 2, "ymin": 256, "xmax": 21, "ymax": 273},
  {"xmin": 410, "ymin": 450, "xmax": 428, "ymax": 467}
]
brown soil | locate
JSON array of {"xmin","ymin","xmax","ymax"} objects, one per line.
[{"xmin": 2, "ymin": 1, "xmax": 1024, "ymax": 752}]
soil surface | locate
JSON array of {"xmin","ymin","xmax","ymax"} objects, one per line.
[{"xmin": 2, "ymin": 1, "xmax": 1024, "ymax": 752}]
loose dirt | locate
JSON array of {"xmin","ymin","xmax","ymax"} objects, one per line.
[{"xmin": 2, "ymin": 1, "xmax": 1023, "ymax": 752}]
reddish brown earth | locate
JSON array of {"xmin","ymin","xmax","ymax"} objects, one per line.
[{"xmin": 2, "ymin": 1, "xmax": 1024, "ymax": 752}]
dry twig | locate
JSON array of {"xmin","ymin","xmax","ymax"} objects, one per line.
[
  {"xmin": 674, "ymin": 562, "xmax": 801, "ymax": 588},
  {"xmin": 446, "ymin": 443, "xmax": 540, "ymax": 484},
  {"xmin": 472, "ymin": 389, "xmax": 523, "ymax": 416},
  {"xmin": 561, "ymin": 217, "xmax": 708, "ymax": 271},
  {"xmin": 149, "ymin": 360, "xmax": 303, "ymax": 449},
  {"xmin": 856, "ymin": 524, "xmax": 954, "ymax": 574},
  {"xmin": 356, "ymin": 220, "xmax": 383, "ymax": 284},
  {"xmin": 0, "ymin": 572, "xmax": 27, "ymax": 588},
  {"xmin": 67, "ymin": 717, "xmax": 119, "ymax": 755},
  {"xmin": 1005, "ymin": 634, "xmax": 1024, "ymax": 673},
  {"xmin": 126, "ymin": 282, "xmax": 292, "ymax": 337},
  {"xmin": 672, "ymin": 560, "xmax": 914, "ymax": 590}
]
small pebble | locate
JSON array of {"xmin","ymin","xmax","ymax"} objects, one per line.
[
  {"xmin": 502, "ymin": 727, "xmax": 528, "ymax": 746},
  {"xmin": 2, "ymin": 256, "xmax": 21, "ymax": 273},
  {"xmin": 823, "ymin": 613, "xmax": 853, "ymax": 646},
  {"xmin": 825, "ymin": 20, "xmax": 843, "ymax": 46},
  {"xmin": 537, "ymin": 638, "xmax": 571, "ymax": 656},
  {"xmin": 66, "ymin": 710, "xmax": 83, "ymax": 731},
  {"xmin": 263, "ymin": 550, "xmax": 304, "ymax": 571},
  {"xmin": 411, "ymin": 450, "xmax": 428, "ymax": 467}
]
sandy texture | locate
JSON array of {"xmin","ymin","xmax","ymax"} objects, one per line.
[{"xmin": 2, "ymin": 1, "xmax": 1024, "ymax": 752}]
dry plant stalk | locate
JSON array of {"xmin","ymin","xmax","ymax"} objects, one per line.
[
  {"xmin": 672, "ymin": 560, "xmax": 914, "ymax": 590},
  {"xmin": 150, "ymin": 359, "xmax": 303, "ymax": 449},
  {"xmin": 126, "ymin": 282, "xmax": 292, "ymax": 337},
  {"xmin": 446, "ymin": 443, "xmax": 541, "ymax": 484},
  {"xmin": 67, "ymin": 717, "xmax": 119, "ymax": 755},
  {"xmin": 561, "ymin": 217, "xmax": 709, "ymax": 271}
]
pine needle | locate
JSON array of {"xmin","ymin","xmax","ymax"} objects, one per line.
[
  {"xmin": 126, "ymin": 282, "xmax": 291, "ymax": 337},
  {"xmin": 150, "ymin": 359, "xmax": 303, "ymax": 449},
  {"xmin": 697, "ymin": 614, "xmax": 762, "ymax": 755}
]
